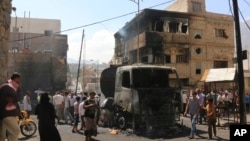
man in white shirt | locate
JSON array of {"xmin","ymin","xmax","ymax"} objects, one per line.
[
  {"xmin": 34, "ymin": 88, "xmax": 44, "ymax": 97},
  {"xmin": 53, "ymin": 91, "xmax": 64, "ymax": 124},
  {"xmin": 64, "ymin": 91, "xmax": 74, "ymax": 125},
  {"xmin": 69, "ymin": 93, "xmax": 76, "ymax": 117},
  {"xmin": 182, "ymin": 91, "xmax": 188, "ymax": 114},
  {"xmin": 23, "ymin": 91, "xmax": 32, "ymax": 118},
  {"xmin": 79, "ymin": 96, "xmax": 87, "ymax": 130}
]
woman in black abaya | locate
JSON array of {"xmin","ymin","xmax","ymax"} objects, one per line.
[{"xmin": 35, "ymin": 93, "xmax": 61, "ymax": 141}]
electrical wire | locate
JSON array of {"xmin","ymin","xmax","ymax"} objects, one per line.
[
  {"xmin": 228, "ymin": 0, "xmax": 234, "ymax": 17},
  {"xmin": 238, "ymin": 8, "xmax": 250, "ymax": 30},
  {"xmin": 242, "ymin": 0, "xmax": 250, "ymax": 29},
  {"xmin": 228, "ymin": 0, "xmax": 250, "ymax": 30},
  {"xmin": 9, "ymin": 0, "xmax": 175, "ymax": 43},
  {"xmin": 243, "ymin": 0, "xmax": 250, "ymax": 7}
]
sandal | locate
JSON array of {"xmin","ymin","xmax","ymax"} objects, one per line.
[{"xmin": 188, "ymin": 136, "xmax": 194, "ymax": 139}]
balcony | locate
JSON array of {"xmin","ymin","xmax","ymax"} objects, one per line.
[{"xmin": 127, "ymin": 31, "xmax": 190, "ymax": 50}]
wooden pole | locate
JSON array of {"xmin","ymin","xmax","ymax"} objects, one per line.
[
  {"xmin": 75, "ymin": 29, "xmax": 85, "ymax": 95},
  {"xmin": 232, "ymin": 0, "xmax": 247, "ymax": 124}
]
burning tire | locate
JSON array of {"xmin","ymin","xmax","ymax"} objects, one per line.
[{"xmin": 116, "ymin": 114, "xmax": 127, "ymax": 129}]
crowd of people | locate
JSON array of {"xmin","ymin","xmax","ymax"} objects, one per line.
[
  {"xmin": 41, "ymin": 90, "xmax": 101, "ymax": 141},
  {"xmin": 183, "ymin": 87, "xmax": 250, "ymax": 140},
  {"xmin": 1, "ymin": 72, "xmax": 250, "ymax": 141},
  {"xmin": 0, "ymin": 72, "xmax": 101, "ymax": 141}
]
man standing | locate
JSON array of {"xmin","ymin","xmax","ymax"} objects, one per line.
[
  {"xmin": 34, "ymin": 88, "xmax": 43, "ymax": 97},
  {"xmin": 53, "ymin": 91, "xmax": 64, "ymax": 124},
  {"xmin": 84, "ymin": 92, "xmax": 99, "ymax": 141},
  {"xmin": 182, "ymin": 91, "xmax": 188, "ymax": 114},
  {"xmin": 245, "ymin": 93, "xmax": 250, "ymax": 113},
  {"xmin": 69, "ymin": 93, "xmax": 76, "ymax": 118},
  {"xmin": 184, "ymin": 91, "xmax": 200, "ymax": 139},
  {"xmin": 64, "ymin": 91, "xmax": 74, "ymax": 125},
  {"xmin": 95, "ymin": 93, "xmax": 101, "ymax": 125},
  {"xmin": 0, "ymin": 72, "xmax": 21, "ymax": 141},
  {"xmin": 23, "ymin": 91, "xmax": 32, "ymax": 118},
  {"xmin": 79, "ymin": 95, "xmax": 87, "ymax": 130},
  {"xmin": 35, "ymin": 88, "xmax": 44, "ymax": 104}
]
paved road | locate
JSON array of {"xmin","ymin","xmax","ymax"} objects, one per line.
[{"xmin": 17, "ymin": 114, "xmax": 250, "ymax": 141}]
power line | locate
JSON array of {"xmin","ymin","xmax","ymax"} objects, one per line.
[
  {"xmin": 9, "ymin": 0, "xmax": 174, "ymax": 43},
  {"xmin": 238, "ymin": 7, "xmax": 250, "ymax": 30},
  {"xmin": 243, "ymin": 0, "xmax": 250, "ymax": 8},
  {"xmin": 228, "ymin": 0, "xmax": 234, "ymax": 17},
  {"xmin": 228, "ymin": 0, "xmax": 250, "ymax": 30}
]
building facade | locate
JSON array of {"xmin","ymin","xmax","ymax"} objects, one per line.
[
  {"xmin": 0, "ymin": 0, "xmax": 12, "ymax": 84},
  {"xmin": 8, "ymin": 17, "xmax": 68, "ymax": 94},
  {"xmin": 10, "ymin": 17, "xmax": 60, "ymax": 34},
  {"xmin": 113, "ymin": 0, "xmax": 235, "ymax": 89}
]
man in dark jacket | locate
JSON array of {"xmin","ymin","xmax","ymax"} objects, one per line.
[{"xmin": 0, "ymin": 72, "xmax": 21, "ymax": 141}]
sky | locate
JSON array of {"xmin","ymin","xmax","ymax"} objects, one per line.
[{"xmin": 11, "ymin": 0, "xmax": 250, "ymax": 64}]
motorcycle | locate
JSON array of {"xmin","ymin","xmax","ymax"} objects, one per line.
[{"xmin": 16, "ymin": 110, "xmax": 37, "ymax": 137}]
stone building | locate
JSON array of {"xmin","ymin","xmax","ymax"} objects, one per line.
[
  {"xmin": 0, "ymin": 0, "xmax": 11, "ymax": 84},
  {"xmin": 113, "ymin": 0, "xmax": 235, "ymax": 89},
  {"xmin": 8, "ymin": 17, "xmax": 68, "ymax": 94}
]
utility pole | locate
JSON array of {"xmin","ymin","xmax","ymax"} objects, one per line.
[
  {"xmin": 232, "ymin": 0, "xmax": 247, "ymax": 124},
  {"xmin": 75, "ymin": 29, "xmax": 84, "ymax": 95}
]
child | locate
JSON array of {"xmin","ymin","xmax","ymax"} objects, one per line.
[{"xmin": 203, "ymin": 98, "xmax": 216, "ymax": 139}]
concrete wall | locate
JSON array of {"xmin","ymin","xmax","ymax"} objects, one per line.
[
  {"xmin": 165, "ymin": 0, "xmax": 206, "ymax": 14},
  {"xmin": 8, "ymin": 53, "xmax": 67, "ymax": 94},
  {"xmin": 0, "ymin": 0, "xmax": 11, "ymax": 84},
  {"xmin": 9, "ymin": 32, "xmax": 68, "ymax": 57},
  {"xmin": 10, "ymin": 17, "xmax": 61, "ymax": 34}
]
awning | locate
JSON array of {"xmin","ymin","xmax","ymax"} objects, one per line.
[{"xmin": 200, "ymin": 68, "xmax": 236, "ymax": 82}]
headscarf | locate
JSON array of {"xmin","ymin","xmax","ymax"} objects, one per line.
[
  {"xmin": 40, "ymin": 93, "xmax": 50, "ymax": 104},
  {"xmin": 7, "ymin": 79, "xmax": 19, "ymax": 91}
]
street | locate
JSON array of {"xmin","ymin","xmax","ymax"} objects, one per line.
[{"xmin": 16, "ymin": 114, "xmax": 249, "ymax": 141}]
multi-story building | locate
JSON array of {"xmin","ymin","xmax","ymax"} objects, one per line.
[
  {"xmin": 8, "ymin": 17, "xmax": 68, "ymax": 94},
  {"xmin": 113, "ymin": 0, "xmax": 235, "ymax": 89}
]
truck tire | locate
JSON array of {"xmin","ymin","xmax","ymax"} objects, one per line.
[{"xmin": 117, "ymin": 115, "xmax": 127, "ymax": 129}]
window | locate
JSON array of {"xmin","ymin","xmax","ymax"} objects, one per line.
[
  {"xmin": 122, "ymin": 71, "xmax": 130, "ymax": 88},
  {"xmin": 176, "ymin": 49, "xmax": 189, "ymax": 63},
  {"xmin": 192, "ymin": 2, "xmax": 202, "ymax": 12},
  {"xmin": 141, "ymin": 56, "xmax": 148, "ymax": 63},
  {"xmin": 248, "ymin": 78, "xmax": 250, "ymax": 86},
  {"xmin": 214, "ymin": 61, "xmax": 228, "ymax": 68},
  {"xmin": 215, "ymin": 29, "xmax": 226, "ymax": 37},
  {"xmin": 165, "ymin": 55, "xmax": 171, "ymax": 63},
  {"xmin": 155, "ymin": 20, "xmax": 164, "ymax": 32},
  {"xmin": 195, "ymin": 48, "xmax": 202, "ymax": 54},
  {"xmin": 132, "ymin": 68, "xmax": 173, "ymax": 88},
  {"xmin": 176, "ymin": 55, "xmax": 185, "ymax": 63},
  {"xmin": 169, "ymin": 22, "xmax": 179, "ymax": 33},
  {"xmin": 195, "ymin": 34, "xmax": 201, "ymax": 39},
  {"xmin": 168, "ymin": 22, "xmax": 188, "ymax": 33},
  {"xmin": 194, "ymin": 30, "xmax": 202, "ymax": 39},
  {"xmin": 161, "ymin": 17, "xmax": 188, "ymax": 34},
  {"xmin": 195, "ymin": 62, "xmax": 201, "ymax": 74}
]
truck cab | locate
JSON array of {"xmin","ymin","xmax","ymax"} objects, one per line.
[{"xmin": 100, "ymin": 64, "xmax": 182, "ymax": 133}]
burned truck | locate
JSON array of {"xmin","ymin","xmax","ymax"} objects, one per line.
[{"xmin": 99, "ymin": 64, "xmax": 182, "ymax": 134}]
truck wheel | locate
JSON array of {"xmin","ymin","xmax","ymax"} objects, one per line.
[{"xmin": 117, "ymin": 115, "xmax": 127, "ymax": 129}]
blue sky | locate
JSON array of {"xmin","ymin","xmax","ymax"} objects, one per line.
[{"xmin": 11, "ymin": 0, "xmax": 250, "ymax": 63}]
